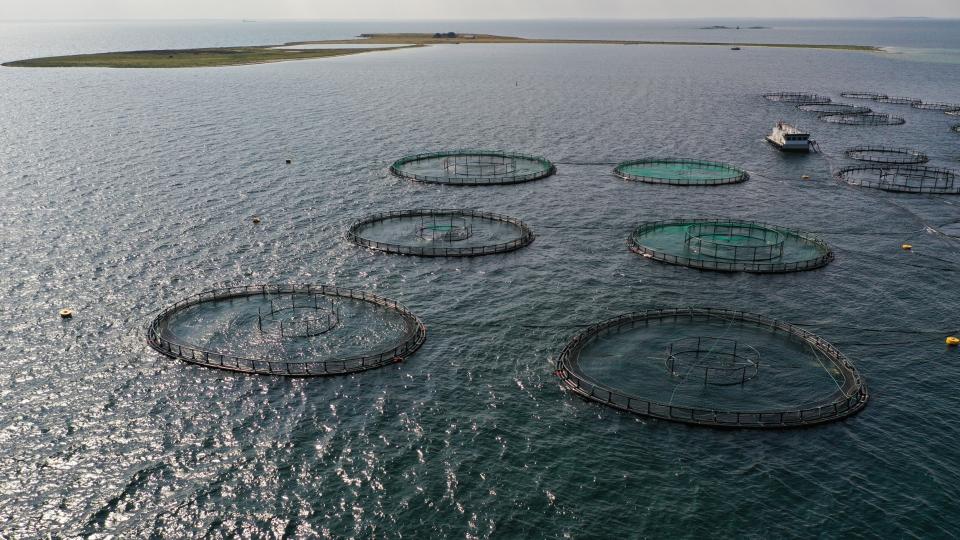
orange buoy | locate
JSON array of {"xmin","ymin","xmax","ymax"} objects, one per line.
[
  {"xmin": 947, "ymin": 336, "xmax": 960, "ymax": 346},
  {"xmin": 59, "ymin": 308, "xmax": 73, "ymax": 318}
]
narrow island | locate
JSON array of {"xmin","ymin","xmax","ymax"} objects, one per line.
[
  {"xmin": 2, "ymin": 32, "xmax": 880, "ymax": 69},
  {"xmin": 1, "ymin": 45, "xmax": 416, "ymax": 68}
]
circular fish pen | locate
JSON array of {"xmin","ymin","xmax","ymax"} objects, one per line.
[
  {"xmin": 844, "ymin": 146, "xmax": 928, "ymax": 165},
  {"xmin": 628, "ymin": 218, "xmax": 832, "ymax": 273},
  {"xmin": 146, "ymin": 284, "xmax": 427, "ymax": 376},
  {"xmin": 347, "ymin": 209, "xmax": 535, "ymax": 257},
  {"xmin": 389, "ymin": 150, "xmax": 555, "ymax": 186},
  {"xmin": 554, "ymin": 307, "xmax": 869, "ymax": 429},
  {"xmin": 835, "ymin": 165, "xmax": 959, "ymax": 194},
  {"xmin": 797, "ymin": 103, "xmax": 871, "ymax": 115},
  {"xmin": 819, "ymin": 112, "xmax": 905, "ymax": 126},
  {"xmin": 912, "ymin": 102, "xmax": 960, "ymax": 111},
  {"xmin": 840, "ymin": 91, "xmax": 887, "ymax": 100},
  {"xmin": 762, "ymin": 92, "xmax": 831, "ymax": 104},
  {"xmin": 874, "ymin": 96, "xmax": 921, "ymax": 106},
  {"xmin": 613, "ymin": 159, "xmax": 748, "ymax": 186}
]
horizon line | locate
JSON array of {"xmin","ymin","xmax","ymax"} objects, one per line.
[{"xmin": 1, "ymin": 16, "xmax": 956, "ymax": 23}]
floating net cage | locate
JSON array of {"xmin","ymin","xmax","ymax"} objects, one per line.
[
  {"xmin": 629, "ymin": 218, "xmax": 833, "ymax": 273},
  {"xmin": 840, "ymin": 91, "xmax": 887, "ymax": 100},
  {"xmin": 947, "ymin": 110, "xmax": 960, "ymax": 117},
  {"xmin": 797, "ymin": 103, "xmax": 871, "ymax": 115},
  {"xmin": 348, "ymin": 208, "xmax": 535, "ymax": 257},
  {"xmin": 912, "ymin": 102, "xmax": 960, "ymax": 111},
  {"xmin": 389, "ymin": 150, "xmax": 555, "ymax": 186},
  {"xmin": 835, "ymin": 165, "xmax": 959, "ymax": 194},
  {"xmin": 762, "ymin": 92, "xmax": 831, "ymax": 104},
  {"xmin": 819, "ymin": 112, "xmax": 905, "ymax": 126},
  {"xmin": 874, "ymin": 96, "xmax": 921, "ymax": 105},
  {"xmin": 613, "ymin": 159, "xmax": 749, "ymax": 186},
  {"xmin": 665, "ymin": 337, "xmax": 760, "ymax": 386},
  {"xmin": 954, "ymin": 124, "xmax": 960, "ymax": 134},
  {"xmin": 844, "ymin": 146, "xmax": 929, "ymax": 165},
  {"xmin": 146, "ymin": 284, "xmax": 427, "ymax": 376},
  {"xmin": 554, "ymin": 307, "xmax": 869, "ymax": 429}
]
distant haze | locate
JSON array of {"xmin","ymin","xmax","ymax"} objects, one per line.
[{"xmin": 4, "ymin": 0, "xmax": 960, "ymax": 20}]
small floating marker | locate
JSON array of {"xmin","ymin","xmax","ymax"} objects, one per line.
[
  {"xmin": 801, "ymin": 175, "xmax": 811, "ymax": 180},
  {"xmin": 946, "ymin": 336, "xmax": 960, "ymax": 346},
  {"xmin": 252, "ymin": 216, "xmax": 261, "ymax": 224},
  {"xmin": 59, "ymin": 308, "xmax": 73, "ymax": 319},
  {"xmin": 901, "ymin": 243, "xmax": 913, "ymax": 251},
  {"xmin": 285, "ymin": 159, "xmax": 292, "ymax": 164}
]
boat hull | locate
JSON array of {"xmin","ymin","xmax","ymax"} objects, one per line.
[{"xmin": 766, "ymin": 136, "xmax": 810, "ymax": 153}]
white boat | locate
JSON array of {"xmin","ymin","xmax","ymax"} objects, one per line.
[{"xmin": 766, "ymin": 122, "xmax": 813, "ymax": 153}]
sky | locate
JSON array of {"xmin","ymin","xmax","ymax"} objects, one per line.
[{"xmin": 3, "ymin": 0, "xmax": 960, "ymax": 21}]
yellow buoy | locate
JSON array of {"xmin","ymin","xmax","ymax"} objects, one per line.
[
  {"xmin": 252, "ymin": 217, "xmax": 261, "ymax": 224},
  {"xmin": 947, "ymin": 336, "xmax": 960, "ymax": 346},
  {"xmin": 59, "ymin": 308, "xmax": 73, "ymax": 318},
  {"xmin": 901, "ymin": 244, "xmax": 912, "ymax": 250},
  {"xmin": 801, "ymin": 175, "xmax": 811, "ymax": 180}
]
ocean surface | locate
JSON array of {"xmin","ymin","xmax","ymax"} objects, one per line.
[{"xmin": 1, "ymin": 18, "xmax": 959, "ymax": 538}]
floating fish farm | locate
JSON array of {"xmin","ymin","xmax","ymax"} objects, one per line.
[
  {"xmin": 628, "ymin": 219, "xmax": 833, "ymax": 273},
  {"xmin": 147, "ymin": 285, "xmax": 426, "ymax": 376}
]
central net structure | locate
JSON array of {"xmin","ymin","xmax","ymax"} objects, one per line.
[
  {"xmin": 554, "ymin": 307, "xmax": 869, "ymax": 429},
  {"xmin": 415, "ymin": 214, "xmax": 473, "ymax": 243},
  {"xmin": 348, "ymin": 208, "xmax": 535, "ymax": 257},
  {"xmin": 841, "ymin": 91, "xmax": 887, "ymax": 100},
  {"xmin": 257, "ymin": 293, "xmax": 341, "ymax": 338},
  {"xmin": 844, "ymin": 146, "xmax": 928, "ymax": 165},
  {"xmin": 835, "ymin": 165, "xmax": 959, "ymax": 194},
  {"xmin": 664, "ymin": 337, "xmax": 760, "ymax": 386},
  {"xmin": 629, "ymin": 218, "xmax": 833, "ymax": 273},
  {"xmin": 389, "ymin": 150, "xmax": 555, "ymax": 185},
  {"xmin": 683, "ymin": 222, "xmax": 785, "ymax": 261},
  {"xmin": 442, "ymin": 153, "xmax": 516, "ymax": 177},
  {"xmin": 819, "ymin": 112, "xmax": 906, "ymax": 126},
  {"xmin": 797, "ymin": 103, "xmax": 871, "ymax": 115},
  {"xmin": 762, "ymin": 92, "xmax": 831, "ymax": 104},
  {"xmin": 147, "ymin": 284, "xmax": 427, "ymax": 376},
  {"xmin": 613, "ymin": 159, "xmax": 749, "ymax": 186}
]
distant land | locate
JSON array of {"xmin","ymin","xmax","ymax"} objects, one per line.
[
  {"xmin": 698, "ymin": 25, "xmax": 771, "ymax": 30},
  {"xmin": 3, "ymin": 33, "xmax": 880, "ymax": 69}
]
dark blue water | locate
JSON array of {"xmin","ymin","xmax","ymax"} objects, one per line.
[{"xmin": 1, "ymin": 19, "xmax": 959, "ymax": 538}]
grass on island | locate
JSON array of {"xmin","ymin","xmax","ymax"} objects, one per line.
[
  {"xmin": 2, "ymin": 32, "xmax": 878, "ymax": 69},
  {"xmin": 1, "ymin": 45, "xmax": 413, "ymax": 68}
]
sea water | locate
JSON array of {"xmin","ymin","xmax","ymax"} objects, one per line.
[{"xmin": 1, "ymin": 19, "xmax": 959, "ymax": 538}]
